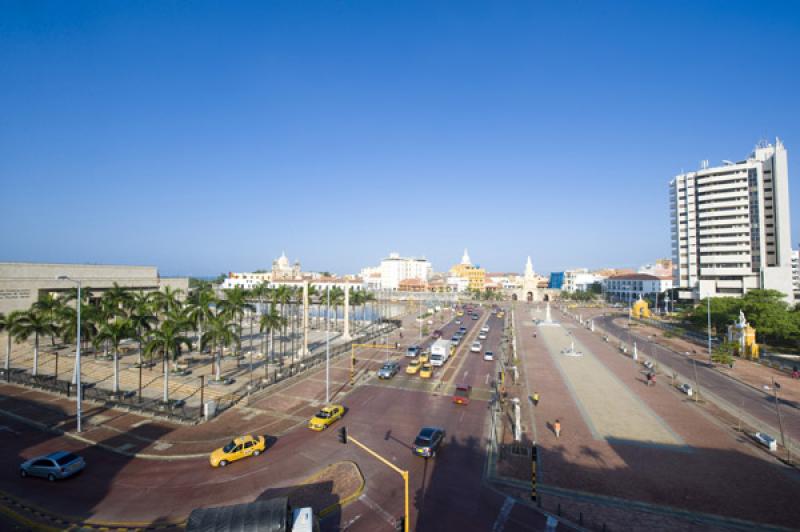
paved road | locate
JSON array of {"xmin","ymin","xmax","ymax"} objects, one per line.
[
  {"xmin": 594, "ymin": 312, "xmax": 800, "ymax": 452},
  {"xmin": 2, "ymin": 304, "xmax": 552, "ymax": 532}
]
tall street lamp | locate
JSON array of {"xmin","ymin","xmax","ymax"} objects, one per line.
[{"xmin": 57, "ymin": 275, "xmax": 82, "ymax": 433}]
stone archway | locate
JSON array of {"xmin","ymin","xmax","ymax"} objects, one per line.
[
  {"xmin": 511, "ymin": 294, "xmax": 518, "ymax": 301},
  {"xmin": 543, "ymin": 294, "xmax": 550, "ymax": 302},
  {"xmin": 526, "ymin": 292, "xmax": 533, "ymax": 302}
]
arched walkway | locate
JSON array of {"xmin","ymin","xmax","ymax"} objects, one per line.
[
  {"xmin": 543, "ymin": 294, "xmax": 550, "ymax": 302},
  {"xmin": 511, "ymin": 294, "xmax": 518, "ymax": 301},
  {"xmin": 526, "ymin": 292, "xmax": 533, "ymax": 302}
]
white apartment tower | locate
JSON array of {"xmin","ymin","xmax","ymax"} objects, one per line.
[
  {"xmin": 378, "ymin": 252, "xmax": 433, "ymax": 291},
  {"xmin": 670, "ymin": 138, "xmax": 793, "ymax": 303}
]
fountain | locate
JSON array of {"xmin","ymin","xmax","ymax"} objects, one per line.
[
  {"xmin": 561, "ymin": 339, "xmax": 583, "ymax": 357},
  {"xmin": 539, "ymin": 301, "xmax": 559, "ymax": 327}
]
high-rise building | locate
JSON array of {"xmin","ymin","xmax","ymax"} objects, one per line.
[{"xmin": 670, "ymin": 138, "xmax": 793, "ymax": 302}]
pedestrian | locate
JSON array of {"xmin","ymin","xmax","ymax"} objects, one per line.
[
  {"xmin": 554, "ymin": 419, "xmax": 561, "ymax": 439},
  {"xmin": 533, "ymin": 392, "xmax": 539, "ymax": 406}
]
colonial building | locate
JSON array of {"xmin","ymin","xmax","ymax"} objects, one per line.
[
  {"xmin": 272, "ymin": 252, "xmax": 302, "ymax": 281},
  {"xmin": 449, "ymin": 249, "xmax": 485, "ymax": 291}
]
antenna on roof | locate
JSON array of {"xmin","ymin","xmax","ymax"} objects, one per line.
[{"xmin": 700, "ymin": 160, "xmax": 709, "ymax": 170}]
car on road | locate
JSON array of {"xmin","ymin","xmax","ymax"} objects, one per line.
[
  {"xmin": 484, "ymin": 351, "xmax": 494, "ymax": 361},
  {"xmin": 413, "ymin": 427, "xmax": 445, "ymax": 458},
  {"xmin": 210, "ymin": 435, "xmax": 266, "ymax": 467},
  {"xmin": 455, "ymin": 319, "xmax": 462, "ymax": 325},
  {"xmin": 456, "ymin": 311, "xmax": 464, "ymax": 317},
  {"xmin": 481, "ymin": 325, "xmax": 490, "ymax": 333},
  {"xmin": 470, "ymin": 341, "xmax": 481, "ymax": 353},
  {"xmin": 406, "ymin": 358, "xmax": 421, "ymax": 374},
  {"xmin": 418, "ymin": 351, "xmax": 429, "ymax": 363},
  {"xmin": 497, "ymin": 311, "xmax": 505, "ymax": 318},
  {"xmin": 453, "ymin": 384, "xmax": 472, "ymax": 405},
  {"xmin": 419, "ymin": 363, "xmax": 433, "ymax": 379},
  {"xmin": 458, "ymin": 326, "xmax": 467, "ymax": 334},
  {"xmin": 406, "ymin": 346, "xmax": 421, "ymax": 357},
  {"xmin": 478, "ymin": 332, "xmax": 487, "ymax": 340},
  {"xmin": 472, "ymin": 314, "xmax": 479, "ymax": 320},
  {"xmin": 679, "ymin": 383, "xmax": 693, "ymax": 397},
  {"xmin": 308, "ymin": 404, "xmax": 345, "ymax": 431},
  {"xmin": 377, "ymin": 361, "xmax": 400, "ymax": 379},
  {"xmin": 432, "ymin": 329, "xmax": 443, "ymax": 339},
  {"xmin": 451, "ymin": 335, "xmax": 462, "ymax": 345},
  {"xmin": 20, "ymin": 451, "xmax": 85, "ymax": 481}
]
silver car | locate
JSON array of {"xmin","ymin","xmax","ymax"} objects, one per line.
[
  {"xmin": 377, "ymin": 361, "xmax": 400, "ymax": 379},
  {"xmin": 20, "ymin": 451, "xmax": 85, "ymax": 481}
]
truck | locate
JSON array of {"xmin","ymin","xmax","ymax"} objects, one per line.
[{"xmin": 430, "ymin": 339, "xmax": 452, "ymax": 367}]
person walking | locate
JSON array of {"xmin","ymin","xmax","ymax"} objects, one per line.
[
  {"xmin": 554, "ymin": 419, "xmax": 561, "ymax": 439},
  {"xmin": 533, "ymin": 392, "xmax": 540, "ymax": 406}
]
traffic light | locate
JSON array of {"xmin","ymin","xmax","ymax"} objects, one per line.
[{"xmin": 338, "ymin": 426, "xmax": 348, "ymax": 444}]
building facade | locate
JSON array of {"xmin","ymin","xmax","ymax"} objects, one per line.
[
  {"xmin": 378, "ymin": 253, "xmax": 432, "ymax": 291},
  {"xmin": 0, "ymin": 262, "xmax": 188, "ymax": 314},
  {"xmin": 449, "ymin": 249, "xmax": 486, "ymax": 291},
  {"xmin": 602, "ymin": 273, "xmax": 673, "ymax": 303},
  {"xmin": 670, "ymin": 139, "xmax": 794, "ymax": 303}
]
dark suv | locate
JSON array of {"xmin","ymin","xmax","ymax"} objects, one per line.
[{"xmin": 412, "ymin": 427, "xmax": 445, "ymax": 458}]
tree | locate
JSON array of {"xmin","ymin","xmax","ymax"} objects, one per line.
[
  {"xmin": 128, "ymin": 304, "xmax": 158, "ymax": 367},
  {"xmin": 145, "ymin": 315, "xmax": 193, "ymax": 403},
  {"xmin": 186, "ymin": 286, "xmax": 217, "ymax": 354},
  {"xmin": 32, "ymin": 294, "xmax": 63, "ymax": 346},
  {"xmin": 201, "ymin": 313, "xmax": 240, "ymax": 381},
  {"xmin": 152, "ymin": 287, "xmax": 184, "ymax": 316},
  {"xmin": 14, "ymin": 309, "xmax": 55, "ymax": 377},
  {"xmin": 259, "ymin": 307, "xmax": 287, "ymax": 368},
  {"xmin": 218, "ymin": 287, "xmax": 255, "ymax": 357},
  {"xmin": 712, "ymin": 341, "xmax": 737, "ymax": 367},
  {"xmin": 95, "ymin": 318, "xmax": 134, "ymax": 393},
  {"xmin": 0, "ymin": 310, "xmax": 26, "ymax": 372}
]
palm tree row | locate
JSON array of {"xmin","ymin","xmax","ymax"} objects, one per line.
[{"xmin": 0, "ymin": 281, "xmax": 378, "ymax": 404}]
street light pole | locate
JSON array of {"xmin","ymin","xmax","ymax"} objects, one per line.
[
  {"xmin": 325, "ymin": 285, "xmax": 330, "ymax": 404},
  {"xmin": 707, "ymin": 296, "xmax": 712, "ymax": 359},
  {"xmin": 58, "ymin": 276, "xmax": 82, "ymax": 433}
]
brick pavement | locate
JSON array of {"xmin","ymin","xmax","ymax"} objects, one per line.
[{"xmin": 511, "ymin": 302, "xmax": 800, "ymax": 530}]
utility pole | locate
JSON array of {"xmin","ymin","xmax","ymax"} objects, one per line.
[
  {"xmin": 707, "ymin": 296, "xmax": 712, "ymax": 359},
  {"xmin": 326, "ymin": 285, "xmax": 330, "ymax": 404},
  {"xmin": 772, "ymin": 378, "xmax": 790, "ymax": 463}
]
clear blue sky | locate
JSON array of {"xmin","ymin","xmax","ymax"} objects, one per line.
[{"xmin": 2, "ymin": 1, "xmax": 799, "ymax": 277}]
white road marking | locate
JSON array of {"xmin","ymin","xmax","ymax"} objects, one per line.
[
  {"xmin": 359, "ymin": 493, "xmax": 398, "ymax": 527},
  {"xmin": 486, "ymin": 373, "xmax": 490, "ymax": 384},
  {"xmin": 491, "ymin": 496, "xmax": 515, "ymax": 532},
  {"xmin": 462, "ymin": 371, "xmax": 469, "ymax": 379}
]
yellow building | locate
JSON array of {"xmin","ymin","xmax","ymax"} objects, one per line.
[{"xmin": 450, "ymin": 249, "xmax": 486, "ymax": 291}]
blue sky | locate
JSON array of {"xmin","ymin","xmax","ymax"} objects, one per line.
[{"xmin": 2, "ymin": 1, "xmax": 799, "ymax": 277}]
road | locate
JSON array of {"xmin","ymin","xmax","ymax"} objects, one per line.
[
  {"xmin": 1, "ymin": 304, "xmax": 552, "ymax": 531},
  {"xmin": 594, "ymin": 312, "xmax": 800, "ymax": 451}
]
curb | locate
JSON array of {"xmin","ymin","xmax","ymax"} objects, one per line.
[
  {"xmin": 318, "ymin": 461, "xmax": 366, "ymax": 518},
  {"xmin": 0, "ymin": 491, "xmax": 184, "ymax": 531}
]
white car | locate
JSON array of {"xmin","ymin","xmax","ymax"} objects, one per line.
[
  {"xmin": 470, "ymin": 342, "xmax": 481, "ymax": 353},
  {"xmin": 480, "ymin": 325, "xmax": 490, "ymax": 333},
  {"xmin": 478, "ymin": 333, "xmax": 487, "ymax": 340},
  {"xmin": 483, "ymin": 351, "xmax": 494, "ymax": 361}
]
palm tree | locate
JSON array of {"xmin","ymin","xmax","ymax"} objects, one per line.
[
  {"xmin": 14, "ymin": 309, "xmax": 55, "ymax": 377},
  {"xmin": 360, "ymin": 291, "xmax": 376, "ymax": 331},
  {"xmin": 145, "ymin": 314, "xmax": 192, "ymax": 403},
  {"xmin": 95, "ymin": 318, "xmax": 134, "ymax": 393},
  {"xmin": 104, "ymin": 282, "xmax": 133, "ymax": 314},
  {"xmin": 151, "ymin": 287, "xmax": 184, "ymax": 316},
  {"xmin": 271, "ymin": 285, "xmax": 292, "ymax": 360},
  {"xmin": 258, "ymin": 307, "xmax": 286, "ymax": 370},
  {"xmin": 306, "ymin": 284, "xmax": 320, "ymax": 330},
  {"xmin": 32, "ymin": 294, "xmax": 63, "ymax": 346},
  {"xmin": 1, "ymin": 310, "xmax": 26, "ymax": 373},
  {"xmin": 201, "ymin": 312, "xmax": 240, "ymax": 382},
  {"xmin": 128, "ymin": 304, "xmax": 158, "ymax": 367},
  {"xmin": 186, "ymin": 286, "xmax": 217, "ymax": 354},
  {"xmin": 329, "ymin": 287, "xmax": 345, "ymax": 331},
  {"xmin": 218, "ymin": 287, "xmax": 255, "ymax": 358}
]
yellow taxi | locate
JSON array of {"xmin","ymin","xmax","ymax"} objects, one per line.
[
  {"xmin": 497, "ymin": 311, "xmax": 505, "ymax": 318},
  {"xmin": 209, "ymin": 434, "xmax": 266, "ymax": 467},
  {"xmin": 456, "ymin": 311, "xmax": 464, "ymax": 317},
  {"xmin": 419, "ymin": 363, "xmax": 433, "ymax": 379},
  {"xmin": 406, "ymin": 358, "xmax": 421, "ymax": 375},
  {"xmin": 418, "ymin": 351, "xmax": 429, "ymax": 364},
  {"xmin": 308, "ymin": 404, "xmax": 345, "ymax": 431}
]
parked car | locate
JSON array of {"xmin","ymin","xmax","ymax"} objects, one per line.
[
  {"xmin": 308, "ymin": 404, "xmax": 345, "ymax": 432},
  {"xmin": 20, "ymin": 451, "xmax": 85, "ymax": 481},
  {"xmin": 484, "ymin": 351, "xmax": 494, "ymax": 361},
  {"xmin": 377, "ymin": 361, "xmax": 400, "ymax": 379},
  {"xmin": 209, "ymin": 435, "xmax": 266, "ymax": 467},
  {"xmin": 470, "ymin": 341, "xmax": 482, "ymax": 353},
  {"xmin": 453, "ymin": 384, "xmax": 472, "ymax": 405},
  {"xmin": 679, "ymin": 383, "xmax": 693, "ymax": 397},
  {"xmin": 413, "ymin": 427, "xmax": 445, "ymax": 458},
  {"xmin": 406, "ymin": 345, "xmax": 421, "ymax": 357}
]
